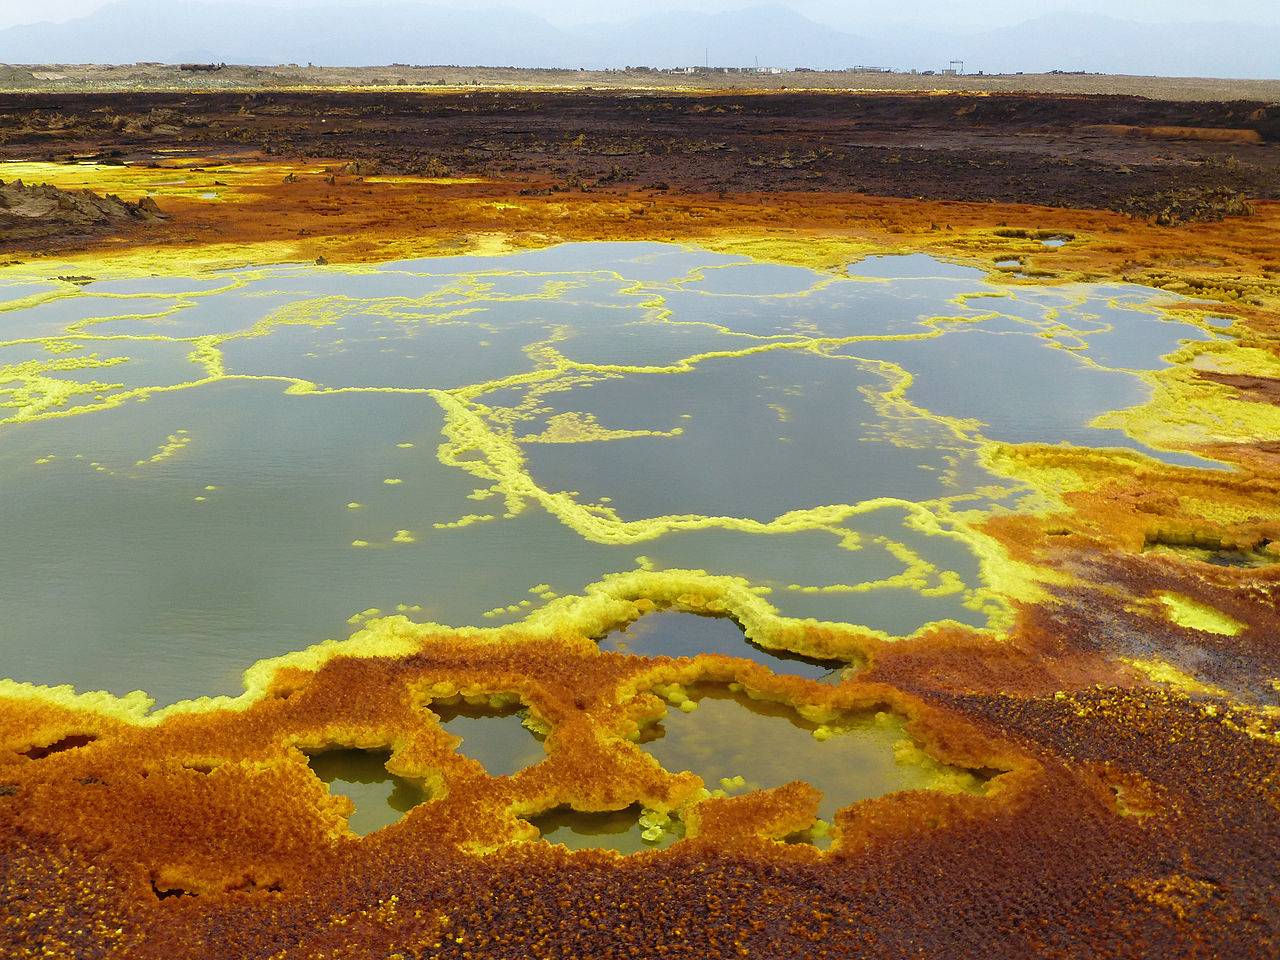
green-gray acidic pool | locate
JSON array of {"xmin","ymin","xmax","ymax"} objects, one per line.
[{"xmin": 0, "ymin": 242, "xmax": 1224, "ymax": 704}]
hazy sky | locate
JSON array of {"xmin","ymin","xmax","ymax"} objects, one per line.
[{"xmin": 4, "ymin": 0, "xmax": 1279, "ymax": 31}]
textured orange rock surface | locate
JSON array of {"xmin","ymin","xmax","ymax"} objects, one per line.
[{"xmin": 2, "ymin": 111, "xmax": 1279, "ymax": 956}]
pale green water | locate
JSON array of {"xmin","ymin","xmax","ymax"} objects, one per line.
[
  {"xmin": 529, "ymin": 805, "xmax": 684, "ymax": 854},
  {"xmin": 0, "ymin": 242, "xmax": 1223, "ymax": 704},
  {"xmin": 640, "ymin": 686, "xmax": 983, "ymax": 824},
  {"xmin": 601, "ymin": 612, "xmax": 849, "ymax": 683},
  {"xmin": 432, "ymin": 701, "xmax": 547, "ymax": 778},
  {"xmin": 307, "ymin": 748, "xmax": 427, "ymax": 835}
]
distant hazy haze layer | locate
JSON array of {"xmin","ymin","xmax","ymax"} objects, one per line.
[{"xmin": 1, "ymin": 1, "xmax": 1278, "ymax": 79}]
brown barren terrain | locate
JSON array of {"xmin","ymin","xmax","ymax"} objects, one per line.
[{"xmin": 5, "ymin": 63, "xmax": 1280, "ymax": 102}]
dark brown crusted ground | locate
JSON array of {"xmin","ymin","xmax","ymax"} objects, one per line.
[
  {"xmin": 1200, "ymin": 373, "xmax": 1280, "ymax": 406},
  {"xmin": 1, "ymin": 91, "xmax": 1278, "ymax": 208},
  {"xmin": 0, "ymin": 177, "xmax": 162, "ymax": 245}
]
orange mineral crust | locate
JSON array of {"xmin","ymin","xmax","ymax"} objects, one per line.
[
  {"xmin": 2, "ymin": 614, "xmax": 1278, "ymax": 958},
  {"xmin": 1, "ymin": 630, "xmax": 1277, "ymax": 958}
]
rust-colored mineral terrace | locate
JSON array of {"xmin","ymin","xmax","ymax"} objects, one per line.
[{"xmin": 0, "ymin": 90, "xmax": 1278, "ymax": 959}]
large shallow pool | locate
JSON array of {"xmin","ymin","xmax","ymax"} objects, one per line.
[{"xmin": 0, "ymin": 242, "xmax": 1222, "ymax": 704}]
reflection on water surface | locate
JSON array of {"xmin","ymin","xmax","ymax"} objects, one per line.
[
  {"xmin": 307, "ymin": 748, "xmax": 427, "ymax": 835},
  {"xmin": 431, "ymin": 700, "xmax": 547, "ymax": 778},
  {"xmin": 601, "ymin": 612, "xmax": 849, "ymax": 683},
  {"xmin": 639, "ymin": 686, "xmax": 986, "ymax": 829},
  {"xmin": 529, "ymin": 805, "xmax": 684, "ymax": 854}
]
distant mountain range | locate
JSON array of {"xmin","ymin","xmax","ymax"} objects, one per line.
[{"xmin": 0, "ymin": 1, "xmax": 1277, "ymax": 80}]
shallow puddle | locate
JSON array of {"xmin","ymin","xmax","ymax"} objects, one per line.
[
  {"xmin": 431, "ymin": 700, "xmax": 547, "ymax": 778},
  {"xmin": 601, "ymin": 612, "xmax": 849, "ymax": 683},
  {"xmin": 640, "ymin": 686, "xmax": 985, "ymax": 828},
  {"xmin": 307, "ymin": 748, "xmax": 427, "ymax": 835},
  {"xmin": 1147, "ymin": 543, "xmax": 1277, "ymax": 568},
  {"xmin": 529, "ymin": 805, "xmax": 683, "ymax": 854}
]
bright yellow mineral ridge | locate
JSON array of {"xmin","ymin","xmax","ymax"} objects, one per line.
[
  {"xmin": 1122, "ymin": 658, "xmax": 1230, "ymax": 698},
  {"xmin": 1158, "ymin": 593, "xmax": 1245, "ymax": 637}
]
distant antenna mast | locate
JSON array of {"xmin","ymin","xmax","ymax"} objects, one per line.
[{"xmin": 705, "ymin": 47, "xmax": 709, "ymax": 68}]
